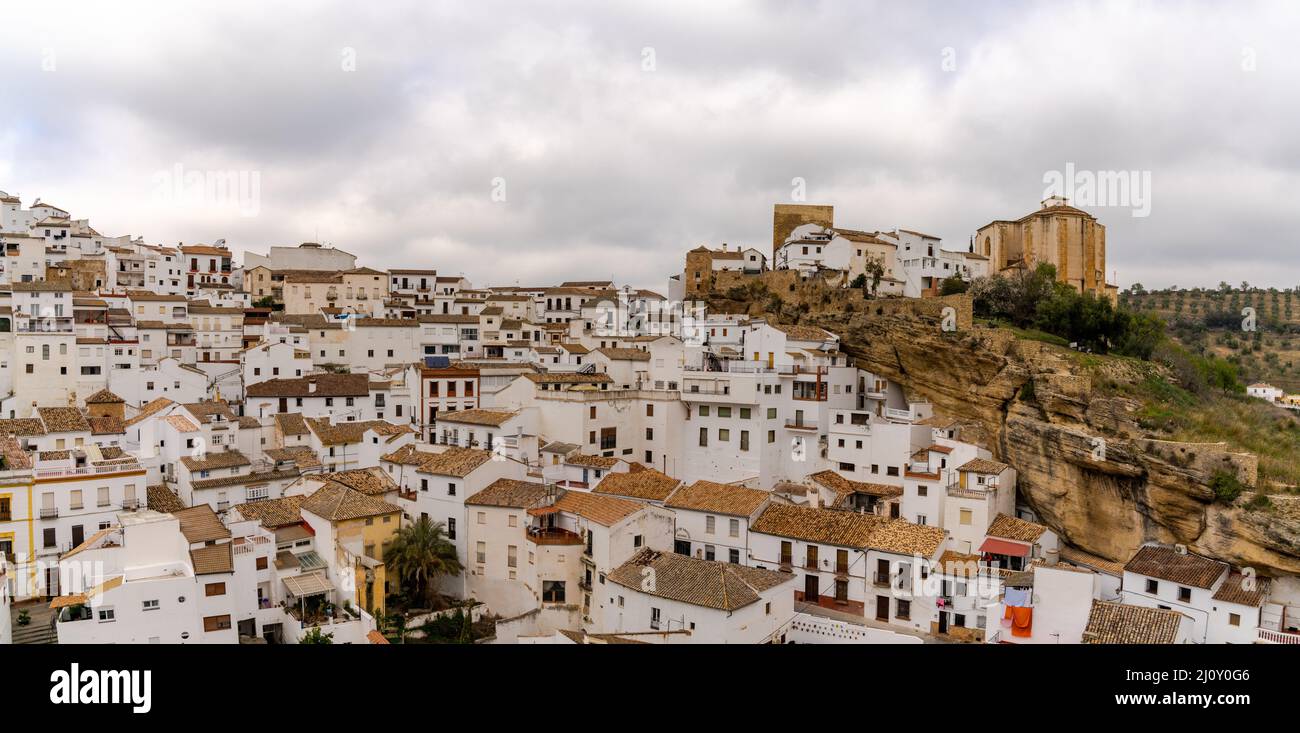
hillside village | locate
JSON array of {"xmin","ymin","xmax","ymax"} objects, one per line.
[{"xmin": 1, "ymin": 189, "xmax": 1296, "ymax": 646}]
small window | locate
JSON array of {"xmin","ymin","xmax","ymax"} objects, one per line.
[{"xmin": 1145, "ymin": 578, "xmax": 1159, "ymax": 594}]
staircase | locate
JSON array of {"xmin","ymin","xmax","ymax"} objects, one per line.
[{"xmin": 11, "ymin": 620, "xmax": 57, "ymax": 644}]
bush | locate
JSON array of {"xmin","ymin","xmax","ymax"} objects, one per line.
[
  {"xmin": 1209, "ymin": 470, "xmax": 1246, "ymax": 504},
  {"xmin": 971, "ymin": 263, "xmax": 1167, "ymax": 357},
  {"xmin": 939, "ymin": 273, "xmax": 969, "ymax": 295}
]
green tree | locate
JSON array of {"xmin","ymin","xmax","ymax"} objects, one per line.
[
  {"xmin": 384, "ymin": 516, "xmax": 463, "ymax": 608},
  {"xmin": 939, "ymin": 273, "xmax": 969, "ymax": 295},
  {"xmin": 299, "ymin": 627, "xmax": 334, "ymax": 644}
]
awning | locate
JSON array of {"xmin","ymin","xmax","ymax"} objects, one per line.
[
  {"xmin": 527, "ymin": 506, "xmax": 559, "ymax": 516},
  {"xmin": 282, "ymin": 572, "xmax": 335, "ymax": 598},
  {"xmin": 979, "ymin": 537, "xmax": 1030, "ymax": 557}
]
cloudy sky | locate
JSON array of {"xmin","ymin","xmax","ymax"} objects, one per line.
[{"xmin": 2, "ymin": 1, "xmax": 1298, "ymax": 293}]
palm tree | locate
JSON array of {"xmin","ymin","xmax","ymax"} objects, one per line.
[{"xmin": 384, "ymin": 516, "xmax": 463, "ymax": 609}]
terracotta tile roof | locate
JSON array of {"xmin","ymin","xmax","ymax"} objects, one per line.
[
  {"xmin": 665, "ymin": 480, "xmax": 769, "ymax": 518},
  {"xmin": 958, "ymin": 457, "xmax": 1009, "ymax": 474},
  {"xmin": 1058, "ymin": 545, "xmax": 1125, "ymax": 576},
  {"xmin": 165, "ymin": 414, "xmax": 200, "ymax": 433},
  {"xmin": 264, "ymin": 446, "xmax": 322, "ymax": 469},
  {"xmin": 413, "ymin": 446, "xmax": 495, "ymax": 477},
  {"xmin": 1211, "ymin": 573, "xmax": 1271, "ymax": 607},
  {"xmin": 933, "ymin": 550, "xmax": 988, "ymax": 576},
  {"xmin": 436, "ymin": 408, "xmax": 517, "ymax": 427},
  {"xmin": 305, "ymin": 418, "xmax": 411, "ymax": 446},
  {"xmin": 147, "ymin": 485, "xmax": 186, "ymax": 513},
  {"xmin": 986, "ymin": 513, "xmax": 1048, "ymax": 543},
  {"xmin": 0, "ymin": 418, "xmax": 46, "ymax": 436},
  {"xmin": 191, "ymin": 468, "xmax": 301, "ymax": 490},
  {"xmin": 274, "ymin": 412, "xmax": 308, "ymax": 436},
  {"xmin": 182, "ymin": 401, "xmax": 239, "ymax": 423},
  {"xmin": 553, "ymin": 490, "xmax": 643, "ymax": 526},
  {"xmin": 84, "ymin": 388, "xmax": 125, "ymax": 404},
  {"xmin": 608, "ymin": 549, "xmax": 792, "ymax": 611},
  {"xmin": 231, "ymin": 495, "xmax": 306, "ymax": 528},
  {"xmin": 869, "ymin": 520, "xmax": 946, "ymax": 557},
  {"xmin": 38, "ymin": 407, "xmax": 91, "ymax": 433},
  {"xmin": 566, "ymin": 453, "xmax": 619, "ymax": 469},
  {"xmin": 325, "ymin": 467, "xmax": 397, "ymax": 496},
  {"xmin": 466, "ymin": 478, "xmax": 551, "ymax": 508},
  {"xmin": 808, "ymin": 470, "xmax": 903, "ymax": 500},
  {"xmin": 1083, "ymin": 600, "xmax": 1184, "ymax": 644},
  {"xmin": 124, "ymin": 397, "xmax": 175, "ymax": 427},
  {"xmin": 379, "ymin": 444, "xmax": 437, "ymax": 466},
  {"xmin": 1124, "ymin": 545, "xmax": 1227, "ymax": 589},
  {"xmin": 181, "ymin": 449, "xmax": 251, "ymax": 472},
  {"xmin": 593, "ymin": 469, "xmax": 680, "ymax": 502},
  {"xmin": 173, "ymin": 504, "xmax": 233, "ymax": 543},
  {"xmin": 752, "ymin": 503, "xmax": 944, "ymax": 557},
  {"xmin": 190, "ymin": 543, "xmax": 234, "ymax": 575},
  {"xmin": 302, "ymin": 483, "xmax": 401, "ymax": 523},
  {"xmin": 88, "ymin": 416, "xmax": 125, "ymax": 435},
  {"xmin": 524, "ymin": 372, "xmax": 612, "ymax": 384},
  {"xmin": 752, "ymin": 503, "xmax": 881, "ymax": 547},
  {"xmin": 770, "ymin": 323, "xmax": 834, "ymax": 342},
  {"xmin": 246, "ymin": 373, "xmax": 370, "ymax": 398},
  {"xmin": 594, "ymin": 347, "xmax": 651, "ymax": 362}
]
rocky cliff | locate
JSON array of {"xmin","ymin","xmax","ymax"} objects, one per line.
[{"xmin": 793, "ymin": 306, "xmax": 1300, "ymax": 577}]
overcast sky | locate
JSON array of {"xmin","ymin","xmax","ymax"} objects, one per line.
[{"xmin": 2, "ymin": 1, "xmax": 1298, "ymax": 293}]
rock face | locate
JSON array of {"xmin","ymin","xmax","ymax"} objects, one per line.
[{"xmin": 805, "ymin": 309, "xmax": 1300, "ymax": 576}]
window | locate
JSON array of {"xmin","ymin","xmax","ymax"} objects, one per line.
[
  {"xmin": 959, "ymin": 509, "xmax": 972, "ymax": 526},
  {"xmin": 448, "ymin": 483, "xmax": 457, "ymax": 496},
  {"xmin": 98, "ymin": 608, "xmax": 116, "ymax": 623},
  {"xmin": 718, "ymin": 428, "xmax": 730, "ymax": 442},
  {"xmin": 767, "ymin": 408, "xmax": 777, "ymax": 419},
  {"xmin": 698, "ymin": 427, "xmax": 708, "ymax": 447},
  {"xmin": 476, "ymin": 542, "xmax": 486, "ymax": 564},
  {"xmin": 897, "ymin": 599, "xmax": 911, "ymax": 620},
  {"xmin": 729, "ymin": 518, "xmax": 740, "ymax": 538},
  {"xmin": 705, "ymin": 515, "xmax": 716, "ymax": 534},
  {"xmin": 699, "ymin": 405, "xmax": 710, "ymax": 417},
  {"xmin": 205, "ymin": 582, "xmax": 226, "ymax": 597},
  {"xmin": 646, "ymin": 404, "xmax": 654, "ymax": 416},
  {"xmin": 717, "ymin": 406, "xmax": 732, "ymax": 418},
  {"xmin": 739, "ymin": 407, "xmax": 751, "ymax": 419},
  {"xmin": 650, "ymin": 607, "xmax": 662, "ymax": 630},
  {"xmin": 730, "ymin": 548, "xmax": 740, "ymax": 564},
  {"xmin": 142, "ymin": 599, "xmax": 160, "ymax": 611},
  {"xmin": 507, "ymin": 545, "xmax": 518, "ymax": 568},
  {"xmin": 634, "ymin": 534, "xmax": 643, "ymax": 548},
  {"xmin": 1178, "ymin": 586, "xmax": 1192, "ymax": 603},
  {"xmin": 447, "ymin": 518, "xmax": 456, "ymax": 539},
  {"xmin": 256, "ymin": 556, "xmax": 268, "ymax": 570},
  {"xmin": 1229, "ymin": 613, "xmax": 1241, "ymax": 626},
  {"xmin": 203, "ymin": 615, "xmax": 232, "ymax": 632},
  {"xmin": 477, "ymin": 511, "xmax": 486, "ymax": 524},
  {"xmin": 645, "ymin": 427, "xmax": 654, "ymax": 440},
  {"xmin": 705, "ymin": 544, "xmax": 716, "ymax": 561},
  {"xmin": 1145, "ymin": 579, "xmax": 1159, "ymax": 594},
  {"xmin": 740, "ymin": 430, "xmax": 749, "ymax": 451},
  {"xmin": 767, "ymin": 430, "xmax": 775, "ymax": 443}
]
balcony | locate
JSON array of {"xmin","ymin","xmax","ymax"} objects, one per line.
[
  {"xmin": 120, "ymin": 498, "xmax": 141, "ymax": 510},
  {"xmin": 1258, "ymin": 627, "xmax": 1300, "ymax": 644},
  {"xmin": 34, "ymin": 462, "xmax": 143, "ymax": 480},
  {"xmin": 39, "ymin": 507, "xmax": 59, "ymax": 519},
  {"xmin": 785, "ymin": 420, "xmax": 818, "ymax": 431},
  {"xmin": 873, "ymin": 572, "xmax": 892, "ymax": 588},
  {"xmin": 526, "ymin": 527, "xmax": 584, "ymax": 546}
]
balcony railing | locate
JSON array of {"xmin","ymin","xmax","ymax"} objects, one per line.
[
  {"xmin": 34, "ymin": 463, "xmax": 143, "ymax": 479},
  {"xmin": 526, "ymin": 527, "xmax": 583, "ymax": 546},
  {"xmin": 1258, "ymin": 627, "xmax": 1300, "ymax": 644},
  {"xmin": 39, "ymin": 507, "xmax": 59, "ymax": 519}
]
